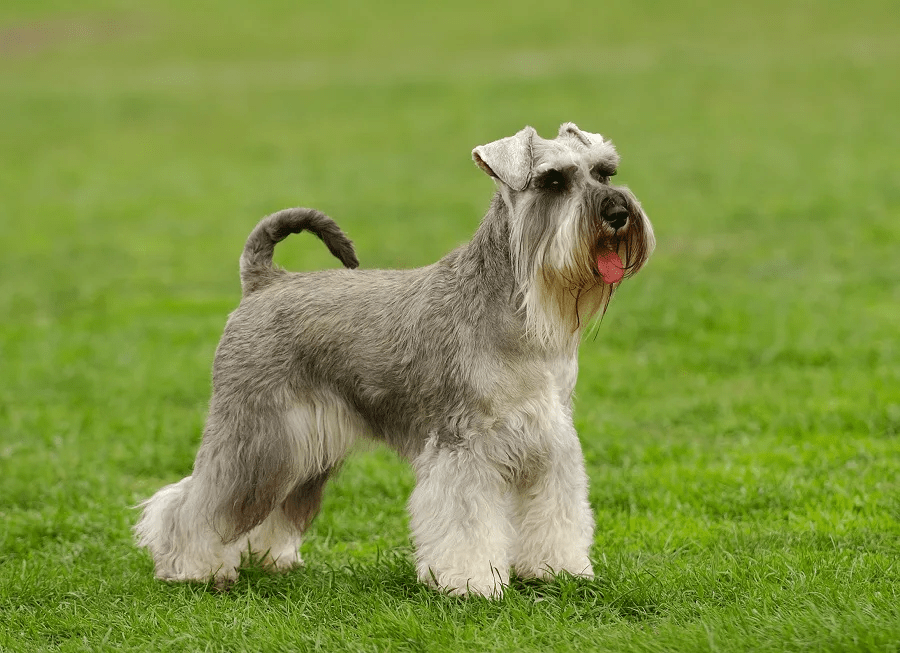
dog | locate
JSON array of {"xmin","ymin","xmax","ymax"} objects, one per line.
[{"xmin": 135, "ymin": 122, "xmax": 655, "ymax": 598}]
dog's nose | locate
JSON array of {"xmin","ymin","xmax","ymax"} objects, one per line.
[{"xmin": 602, "ymin": 205, "xmax": 629, "ymax": 230}]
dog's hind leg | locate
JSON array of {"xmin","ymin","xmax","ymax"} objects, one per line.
[
  {"xmin": 245, "ymin": 393, "xmax": 359, "ymax": 571},
  {"xmin": 135, "ymin": 394, "xmax": 300, "ymax": 585},
  {"xmin": 247, "ymin": 469, "xmax": 334, "ymax": 571},
  {"xmin": 136, "ymin": 389, "xmax": 358, "ymax": 582},
  {"xmin": 134, "ymin": 474, "xmax": 245, "ymax": 586}
]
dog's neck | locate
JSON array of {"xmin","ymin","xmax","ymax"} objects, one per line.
[
  {"xmin": 450, "ymin": 192, "xmax": 582, "ymax": 356},
  {"xmin": 467, "ymin": 192, "xmax": 514, "ymax": 275}
]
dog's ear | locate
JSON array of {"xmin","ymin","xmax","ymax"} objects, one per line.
[
  {"xmin": 472, "ymin": 126, "xmax": 535, "ymax": 192},
  {"xmin": 558, "ymin": 122, "xmax": 604, "ymax": 148}
]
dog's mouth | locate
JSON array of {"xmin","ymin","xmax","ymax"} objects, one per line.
[{"xmin": 595, "ymin": 248, "xmax": 624, "ymax": 284}]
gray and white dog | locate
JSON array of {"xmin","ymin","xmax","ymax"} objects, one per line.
[{"xmin": 135, "ymin": 122, "xmax": 655, "ymax": 598}]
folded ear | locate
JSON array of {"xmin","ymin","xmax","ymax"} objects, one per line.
[
  {"xmin": 558, "ymin": 122, "xmax": 604, "ymax": 147},
  {"xmin": 471, "ymin": 126, "xmax": 536, "ymax": 192}
]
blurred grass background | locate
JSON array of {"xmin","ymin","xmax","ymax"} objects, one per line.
[{"xmin": 1, "ymin": 1, "xmax": 898, "ymax": 650}]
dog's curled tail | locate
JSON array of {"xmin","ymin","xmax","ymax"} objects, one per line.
[{"xmin": 240, "ymin": 207, "xmax": 359, "ymax": 294}]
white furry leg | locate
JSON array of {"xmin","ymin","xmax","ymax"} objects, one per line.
[
  {"xmin": 408, "ymin": 439, "xmax": 514, "ymax": 599},
  {"xmin": 134, "ymin": 476, "xmax": 241, "ymax": 585},
  {"xmin": 511, "ymin": 424, "xmax": 595, "ymax": 581},
  {"xmin": 246, "ymin": 507, "xmax": 304, "ymax": 572}
]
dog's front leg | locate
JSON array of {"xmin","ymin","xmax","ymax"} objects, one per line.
[
  {"xmin": 407, "ymin": 436, "xmax": 513, "ymax": 599},
  {"xmin": 511, "ymin": 416, "xmax": 595, "ymax": 581}
]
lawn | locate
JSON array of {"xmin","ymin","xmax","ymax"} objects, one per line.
[{"xmin": 1, "ymin": 0, "xmax": 898, "ymax": 650}]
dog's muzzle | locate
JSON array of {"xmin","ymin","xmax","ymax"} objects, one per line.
[
  {"xmin": 601, "ymin": 191, "xmax": 630, "ymax": 230},
  {"xmin": 603, "ymin": 203, "xmax": 629, "ymax": 230},
  {"xmin": 590, "ymin": 188, "xmax": 630, "ymax": 231}
]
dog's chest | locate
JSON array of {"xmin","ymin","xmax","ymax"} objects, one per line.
[{"xmin": 347, "ymin": 344, "xmax": 579, "ymax": 451}]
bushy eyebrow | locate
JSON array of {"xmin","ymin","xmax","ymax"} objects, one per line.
[
  {"xmin": 590, "ymin": 154, "xmax": 619, "ymax": 175},
  {"xmin": 533, "ymin": 163, "xmax": 578, "ymax": 176}
]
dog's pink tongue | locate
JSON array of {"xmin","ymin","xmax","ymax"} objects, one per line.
[{"xmin": 597, "ymin": 250, "xmax": 624, "ymax": 284}]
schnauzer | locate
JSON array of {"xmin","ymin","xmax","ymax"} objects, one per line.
[{"xmin": 135, "ymin": 122, "xmax": 655, "ymax": 598}]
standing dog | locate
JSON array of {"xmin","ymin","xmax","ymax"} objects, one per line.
[{"xmin": 135, "ymin": 122, "xmax": 655, "ymax": 598}]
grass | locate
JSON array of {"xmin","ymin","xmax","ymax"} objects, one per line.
[{"xmin": 1, "ymin": 0, "xmax": 898, "ymax": 650}]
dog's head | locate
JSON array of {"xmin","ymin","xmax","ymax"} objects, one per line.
[{"xmin": 473, "ymin": 123, "xmax": 655, "ymax": 344}]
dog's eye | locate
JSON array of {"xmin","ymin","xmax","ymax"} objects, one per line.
[{"xmin": 536, "ymin": 170, "xmax": 568, "ymax": 192}]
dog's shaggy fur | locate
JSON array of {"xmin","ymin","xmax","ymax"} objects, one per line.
[{"xmin": 135, "ymin": 123, "xmax": 654, "ymax": 598}]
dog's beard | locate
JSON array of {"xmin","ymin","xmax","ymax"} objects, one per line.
[{"xmin": 510, "ymin": 190, "xmax": 654, "ymax": 348}]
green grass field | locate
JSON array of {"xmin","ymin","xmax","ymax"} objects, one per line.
[{"xmin": 2, "ymin": 0, "xmax": 898, "ymax": 650}]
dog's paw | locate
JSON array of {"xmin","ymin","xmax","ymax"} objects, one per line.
[
  {"xmin": 445, "ymin": 578, "xmax": 506, "ymax": 599},
  {"xmin": 421, "ymin": 568, "xmax": 508, "ymax": 599},
  {"xmin": 268, "ymin": 552, "xmax": 304, "ymax": 573}
]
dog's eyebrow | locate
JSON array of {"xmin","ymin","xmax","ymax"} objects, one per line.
[
  {"xmin": 534, "ymin": 163, "xmax": 577, "ymax": 176},
  {"xmin": 590, "ymin": 156, "xmax": 619, "ymax": 175},
  {"xmin": 592, "ymin": 163, "xmax": 618, "ymax": 175}
]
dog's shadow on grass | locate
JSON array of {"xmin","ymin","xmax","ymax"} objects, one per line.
[
  {"xmin": 508, "ymin": 572, "xmax": 661, "ymax": 622},
  {"xmin": 188, "ymin": 550, "xmax": 662, "ymax": 624}
]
